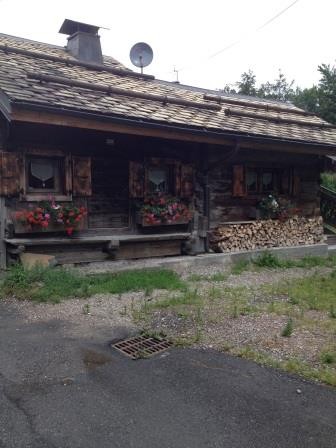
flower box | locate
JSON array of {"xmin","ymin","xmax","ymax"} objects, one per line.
[
  {"xmin": 12, "ymin": 200, "xmax": 87, "ymax": 236},
  {"xmin": 136, "ymin": 213, "xmax": 190, "ymax": 227},
  {"xmin": 137, "ymin": 195, "xmax": 192, "ymax": 227}
]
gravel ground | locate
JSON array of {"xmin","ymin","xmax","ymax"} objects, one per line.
[{"xmin": 4, "ymin": 261, "xmax": 335, "ymax": 383}]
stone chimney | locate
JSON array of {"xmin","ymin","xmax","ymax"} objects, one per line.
[{"xmin": 59, "ymin": 19, "xmax": 103, "ymax": 64}]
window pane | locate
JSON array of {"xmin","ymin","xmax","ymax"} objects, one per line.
[
  {"xmin": 148, "ymin": 168, "xmax": 167, "ymax": 193},
  {"xmin": 246, "ymin": 169, "xmax": 257, "ymax": 192},
  {"xmin": 262, "ymin": 172, "xmax": 273, "ymax": 192},
  {"xmin": 28, "ymin": 158, "xmax": 60, "ymax": 191}
]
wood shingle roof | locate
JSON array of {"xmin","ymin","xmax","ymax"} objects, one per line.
[{"xmin": 0, "ymin": 32, "xmax": 336, "ymax": 148}]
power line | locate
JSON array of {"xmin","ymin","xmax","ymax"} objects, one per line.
[{"xmin": 177, "ymin": 0, "xmax": 300, "ymax": 73}]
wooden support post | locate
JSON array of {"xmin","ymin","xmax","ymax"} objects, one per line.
[
  {"xmin": 103, "ymin": 239, "xmax": 120, "ymax": 259},
  {"xmin": 0, "ymin": 197, "xmax": 7, "ymax": 269}
]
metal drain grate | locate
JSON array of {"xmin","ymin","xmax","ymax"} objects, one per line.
[{"xmin": 112, "ymin": 335, "xmax": 172, "ymax": 359}]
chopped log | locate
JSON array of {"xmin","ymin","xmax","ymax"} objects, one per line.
[{"xmin": 209, "ymin": 216, "xmax": 324, "ymax": 252}]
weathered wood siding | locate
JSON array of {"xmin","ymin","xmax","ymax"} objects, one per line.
[
  {"xmin": 88, "ymin": 156, "xmax": 129, "ymax": 229},
  {"xmin": 207, "ymin": 147, "xmax": 321, "ymax": 228},
  {"xmin": 0, "ymin": 121, "xmax": 325, "ymax": 259}
]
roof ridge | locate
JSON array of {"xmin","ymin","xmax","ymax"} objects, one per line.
[
  {"xmin": 0, "ymin": 43, "xmax": 154, "ymax": 81},
  {"xmin": 155, "ymin": 78, "xmax": 302, "ymax": 110},
  {"xmin": 0, "ymin": 32, "xmax": 64, "ymax": 50},
  {"xmin": 26, "ymin": 72, "xmax": 220, "ymax": 111},
  {"xmin": 0, "ymin": 32, "xmax": 127, "ymax": 70}
]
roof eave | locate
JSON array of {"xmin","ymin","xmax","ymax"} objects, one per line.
[
  {"xmin": 0, "ymin": 90, "xmax": 12, "ymax": 122},
  {"xmin": 9, "ymin": 100, "xmax": 336, "ymax": 155}
]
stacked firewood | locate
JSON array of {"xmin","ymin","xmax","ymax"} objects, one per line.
[{"xmin": 209, "ymin": 217, "xmax": 325, "ymax": 252}]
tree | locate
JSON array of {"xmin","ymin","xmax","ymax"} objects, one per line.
[
  {"xmin": 237, "ymin": 70, "xmax": 257, "ymax": 96},
  {"xmin": 315, "ymin": 64, "xmax": 336, "ymax": 124},
  {"xmin": 220, "ymin": 84, "xmax": 237, "ymax": 94},
  {"xmin": 292, "ymin": 65, "xmax": 336, "ymax": 123},
  {"xmin": 258, "ymin": 70, "xmax": 295, "ymax": 101},
  {"xmin": 220, "ymin": 65, "xmax": 336, "ymax": 124},
  {"xmin": 292, "ymin": 86, "xmax": 319, "ymax": 115}
]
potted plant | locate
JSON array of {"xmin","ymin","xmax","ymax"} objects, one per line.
[
  {"xmin": 257, "ymin": 194, "xmax": 299, "ymax": 220},
  {"xmin": 138, "ymin": 195, "xmax": 192, "ymax": 226},
  {"xmin": 14, "ymin": 200, "xmax": 87, "ymax": 236}
]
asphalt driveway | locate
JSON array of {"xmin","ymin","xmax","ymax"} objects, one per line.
[{"xmin": 0, "ymin": 300, "xmax": 335, "ymax": 448}]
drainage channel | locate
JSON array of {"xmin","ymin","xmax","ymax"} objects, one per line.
[{"xmin": 111, "ymin": 335, "xmax": 172, "ymax": 360}]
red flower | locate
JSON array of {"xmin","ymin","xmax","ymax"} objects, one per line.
[{"xmin": 66, "ymin": 227, "xmax": 74, "ymax": 236}]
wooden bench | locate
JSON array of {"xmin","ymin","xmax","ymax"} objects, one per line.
[{"xmin": 5, "ymin": 232, "xmax": 191, "ymax": 265}]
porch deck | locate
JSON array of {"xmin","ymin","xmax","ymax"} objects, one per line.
[{"xmin": 5, "ymin": 232, "xmax": 191, "ymax": 265}]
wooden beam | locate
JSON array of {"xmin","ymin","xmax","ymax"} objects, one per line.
[
  {"xmin": 11, "ymin": 107, "xmax": 336, "ymax": 155},
  {"xmin": 0, "ymin": 197, "xmax": 7, "ymax": 269}
]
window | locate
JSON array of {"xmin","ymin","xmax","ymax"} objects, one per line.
[
  {"xmin": 148, "ymin": 167, "xmax": 168, "ymax": 193},
  {"xmin": 21, "ymin": 151, "xmax": 72, "ymax": 201},
  {"xmin": 146, "ymin": 163, "xmax": 175, "ymax": 195},
  {"xmin": 246, "ymin": 169, "xmax": 258, "ymax": 193},
  {"xmin": 245, "ymin": 167, "xmax": 290, "ymax": 195},
  {"xmin": 261, "ymin": 171, "xmax": 273, "ymax": 192},
  {"xmin": 27, "ymin": 157, "xmax": 64, "ymax": 193}
]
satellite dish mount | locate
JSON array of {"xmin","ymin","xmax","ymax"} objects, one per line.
[{"xmin": 130, "ymin": 42, "xmax": 153, "ymax": 74}]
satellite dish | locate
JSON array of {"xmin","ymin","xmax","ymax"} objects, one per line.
[{"xmin": 130, "ymin": 42, "xmax": 153, "ymax": 74}]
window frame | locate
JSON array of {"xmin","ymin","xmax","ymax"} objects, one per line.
[
  {"xmin": 245, "ymin": 166, "xmax": 291, "ymax": 196},
  {"xmin": 144, "ymin": 157, "xmax": 177, "ymax": 197},
  {"xmin": 20, "ymin": 148, "xmax": 72, "ymax": 202}
]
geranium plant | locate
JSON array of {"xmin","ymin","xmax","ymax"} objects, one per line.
[
  {"xmin": 49, "ymin": 201, "xmax": 87, "ymax": 236},
  {"xmin": 14, "ymin": 199, "xmax": 87, "ymax": 236},
  {"xmin": 140, "ymin": 195, "xmax": 192, "ymax": 225},
  {"xmin": 257, "ymin": 194, "xmax": 299, "ymax": 220},
  {"xmin": 15, "ymin": 207, "xmax": 51, "ymax": 230}
]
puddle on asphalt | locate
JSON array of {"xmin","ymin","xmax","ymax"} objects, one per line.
[{"xmin": 82, "ymin": 349, "xmax": 112, "ymax": 371}]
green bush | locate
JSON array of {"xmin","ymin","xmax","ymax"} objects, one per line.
[{"xmin": 321, "ymin": 172, "xmax": 336, "ymax": 191}]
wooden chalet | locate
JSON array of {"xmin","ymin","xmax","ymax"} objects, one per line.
[{"xmin": 0, "ymin": 19, "xmax": 335, "ymax": 268}]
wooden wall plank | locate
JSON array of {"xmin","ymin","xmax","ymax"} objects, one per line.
[{"xmin": 0, "ymin": 197, "xmax": 6, "ymax": 268}]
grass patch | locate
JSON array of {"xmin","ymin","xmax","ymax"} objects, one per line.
[
  {"xmin": 320, "ymin": 350, "xmax": 336, "ymax": 365},
  {"xmin": 253, "ymin": 252, "xmax": 284, "ymax": 268},
  {"xmin": 208, "ymin": 272, "xmax": 228, "ymax": 282},
  {"xmin": 144, "ymin": 288, "xmax": 201, "ymax": 310},
  {"xmin": 187, "ymin": 272, "xmax": 228, "ymax": 282},
  {"xmin": 329, "ymin": 305, "xmax": 336, "ymax": 318},
  {"xmin": 281, "ymin": 318, "xmax": 294, "ymax": 337},
  {"xmin": 230, "ymin": 252, "xmax": 336, "ymax": 274},
  {"xmin": 274, "ymin": 272, "xmax": 336, "ymax": 312},
  {"xmin": 254, "ymin": 252, "xmax": 336, "ymax": 269},
  {"xmin": 234, "ymin": 346, "xmax": 336, "ymax": 387},
  {"xmin": 0, "ymin": 264, "xmax": 186, "ymax": 303},
  {"xmin": 187, "ymin": 274, "xmax": 205, "ymax": 282},
  {"xmin": 231, "ymin": 259, "xmax": 251, "ymax": 275}
]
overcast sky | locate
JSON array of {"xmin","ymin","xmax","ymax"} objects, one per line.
[{"xmin": 0, "ymin": 0, "xmax": 335, "ymax": 91}]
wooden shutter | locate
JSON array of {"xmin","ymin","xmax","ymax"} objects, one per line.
[
  {"xmin": 180, "ymin": 164, "xmax": 194, "ymax": 199},
  {"xmin": 232, "ymin": 165, "xmax": 246, "ymax": 197},
  {"xmin": 0, "ymin": 152, "xmax": 20, "ymax": 196},
  {"xmin": 129, "ymin": 161, "xmax": 144, "ymax": 198},
  {"xmin": 72, "ymin": 156, "xmax": 92, "ymax": 196},
  {"xmin": 291, "ymin": 168, "xmax": 301, "ymax": 196}
]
